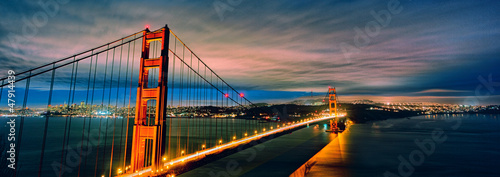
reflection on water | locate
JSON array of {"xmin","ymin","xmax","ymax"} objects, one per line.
[
  {"xmin": 336, "ymin": 114, "xmax": 500, "ymax": 177},
  {"xmin": 302, "ymin": 121, "xmax": 351, "ymax": 177}
]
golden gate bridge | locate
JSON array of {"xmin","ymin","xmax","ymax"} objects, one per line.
[{"xmin": 0, "ymin": 24, "xmax": 342, "ymax": 177}]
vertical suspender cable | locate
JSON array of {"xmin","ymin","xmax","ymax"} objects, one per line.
[
  {"xmin": 0, "ymin": 80, "xmax": 3, "ymax": 103},
  {"xmin": 85, "ymin": 52, "xmax": 99, "ymax": 172},
  {"xmin": 123, "ymin": 34, "xmax": 137, "ymax": 170},
  {"xmin": 208, "ymin": 71, "xmax": 212, "ymax": 148},
  {"xmin": 37, "ymin": 63, "xmax": 56, "ymax": 177},
  {"xmin": 59, "ymin": 56, "xmax": 76, "ymax": 176},
  {"xmin": 186, "ymin": 49, "xmax": 190, "ymax": 153},
  {"xmin": 109, "ymin": 41, "xmax": 124, "ymax": 177},
  {"xmin": 15, "ymin": 71, "xmax": 31, "ymax": 177},
  {"xmin": 226, "ymin": 87, "xmax": 229, "ymax": 142},
  {"xmin": 87, "ymin": 50, "xmax": 100, "ymax": 175},
  {"xmin": 168, "ymin": 36, "xmax": 175, "ymax": 161},
  {"xmin": 118, "ymin": 40, "xmax": 131, "ymax": 171},
  {"xmin": 97, "ymin": 46, "xmax": 110, "ymax": 176},
  {"xmin": 104, "ymin": 47, "xmax": 117, "ymax": 175},
  {"xmin": 63, "ymin": 58, "xmax": 79, "ymax": 176},
  {"xmin": 78, "ymin": 50, "xmax": 96, "ymax": 177},
  {"xmin": 215, "ymin": 76, "xmax": 218, "ymax": 145}
]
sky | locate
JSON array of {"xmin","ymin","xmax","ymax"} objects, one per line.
[{"xmin": 1, "ymin": 0, "xmax": 500, "ymax": 105}]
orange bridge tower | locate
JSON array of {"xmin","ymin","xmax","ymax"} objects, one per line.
[
  {"xmin": 328, "ymin": 87, "xmax": 338, "ymax": 131},
  {"xmin": 328, "ymin": 87, "xmax": 337, "ymax": 117},
  {"xmin": 130, "ymin": 25, "xmax": 170, "ymax": 172}
]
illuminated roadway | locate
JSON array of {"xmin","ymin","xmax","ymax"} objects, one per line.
[{"xmin": 119, "ymin": 115, "xmax": 345, "ymax": 177}]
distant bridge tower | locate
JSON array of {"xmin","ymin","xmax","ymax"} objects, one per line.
[
  {"xmin": 328, "ymin": 87, "xmax": 337, "ymax": 117},
  {"xmin": 130, "ymin": 24, "xmax": 169, "ymax": 172},
  {"xmin": 328, "ymin": 87, "xmax": 339, "ymax": 132}
]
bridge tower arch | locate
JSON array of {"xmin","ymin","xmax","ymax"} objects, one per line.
[
  {"xmin": 328, "ymin": 87, "xmax": 339, "ymax": 131},
  {"xmin": 328, "ymin": 87, "xmax": 337, "ymax": 117},
  {"xmin": 130, "ymin": 24, "xmax": 170, "ymax": 172}
]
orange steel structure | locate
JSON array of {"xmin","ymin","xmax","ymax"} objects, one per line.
[
  {"xmin": 130, "ymin": 25, "xmax": 169, "ymax": 172},
  {"xmin": 329, "ymin": 87, "xmax": 338, "ymax": 131},
  {"xmin": 328, "ymin": 87, "xmax": 337, "ymax": 117}
]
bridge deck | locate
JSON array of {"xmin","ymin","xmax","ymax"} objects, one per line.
[
  {"xmin": 120, "ymin": 116, "xmax": 342, "ymax": 176},
  {"xmin": 178, "ymin": 120, "xmax": 336, "ymax": 177}
]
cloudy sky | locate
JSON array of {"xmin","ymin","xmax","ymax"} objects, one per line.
[{"xmin": 1, "ymin": 0, "xmax": 500, "ymax": 105}]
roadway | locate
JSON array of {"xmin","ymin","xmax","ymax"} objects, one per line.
[{"xmin": 178, "ymin": 120, "xmax": 337, "ymax": 177}]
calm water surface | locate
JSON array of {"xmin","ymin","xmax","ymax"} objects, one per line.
[
  {"xmin": 1, "ymin": 114, "xmax": 499, "ymax": 177},
  {"xmin": 0, "ymin": 117, "xmax": 270, "ymax": 177},
  {"xmin": 337, "ymin": 114, "xmax": 500, "ymax": 177},
  {"xmin": 180, "ymin": 114, "xmax": 500, "ymax": 177}
]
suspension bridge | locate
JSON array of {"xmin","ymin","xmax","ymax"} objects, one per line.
[{"xmin": 0, "ymin": 24, "xmax": 343, "ymax": 177}]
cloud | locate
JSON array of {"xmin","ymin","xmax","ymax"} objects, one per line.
[
  {"xmin": 1, "ymin": 0, "xmax": 499, "ymax": 104},
  {"xmin": 413, "ymin": 89, "xmax": 470, "ymax": 94}
]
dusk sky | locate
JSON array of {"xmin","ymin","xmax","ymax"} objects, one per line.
[{"xmin": 1, "ymin": 0, "xmax": 500, "ymax": 105}]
